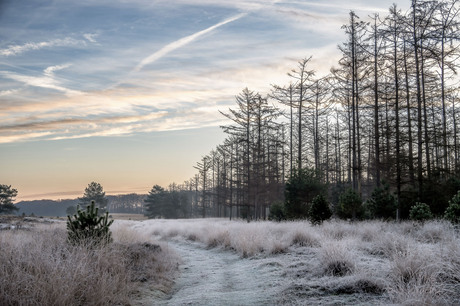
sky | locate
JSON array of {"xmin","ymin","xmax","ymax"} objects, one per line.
[{"xmin": 0, "ymin": 0, "xmax": 411, "ymax": 201}]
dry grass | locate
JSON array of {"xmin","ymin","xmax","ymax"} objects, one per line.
[
  {"xmin": 0, "ymin": 220, "xmax": 178, "ymax": 306},
  {"xmin": 317, "ymin": 240, "xmax": 356, "ymax": 277},
  {"xmin": 132, "ymin": 218, "xmax": 460, "ymax": 305}
]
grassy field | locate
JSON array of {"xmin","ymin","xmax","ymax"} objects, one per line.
[
  {"xmin": 0, "ymin": 219, "xmax": 178, "ymax": 305},
  {"xmin": 132, "ymin": 218, "xmax": 460, "ymax": 305},
  {"xmin": 2, "ymin": 217, "xmax": 460, "ymax": 305}
]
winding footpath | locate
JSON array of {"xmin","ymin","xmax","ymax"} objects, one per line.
[{"xmin": 156, "ymin": 240, "xmax": 285, "ymax": 305}]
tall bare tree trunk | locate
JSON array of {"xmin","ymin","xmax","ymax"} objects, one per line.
[
  {"xmin": 412, "ymin": 0, "xmax": 424, "ymax": 198},
  {"xmin": 404, "ymin": 39, "xmax": 416, "ymax": 187}
]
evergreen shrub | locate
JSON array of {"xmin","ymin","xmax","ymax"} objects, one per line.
[
  {"xmin": 269, "ymin": 201, "xmax": 286, "ymax": 221},
  {"xmin": 67, "ymin": 200, "xmax": 114, "ymax": 246},
  {"xmin": 444, "ymin": 191, "xmax": 460, "ymax": 224},
  {"xmin": 309, "ymin": 194, "xmax": 332, "ymax": 224},
  {"xmin": 409, "ymin": 202, "xmax": 433, "ymax": 221}
]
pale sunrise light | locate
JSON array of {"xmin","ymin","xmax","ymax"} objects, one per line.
[{"xmin": 0, "ymin": 0, "xmax": 411, "ymax": 201}]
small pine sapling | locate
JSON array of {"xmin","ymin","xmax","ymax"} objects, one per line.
[
  {"xmin": 337, "ymin": 188, "xmax": 363, "ymax": 220},
  {"xmin": 309, "ymin": 194, "xmax": 332, "ymax": 224},
  {"xmin": 409, "ymin": 202, "xmax": 433, "ymax": 222},
  {"xmin": 364, "ymin": 182, "xmax": 397, "ymax": 219},
  {"xmin": 67, "ymin": 200, "xmax": 114, "ymax": 246},
  {"xmin": 444, "ymin": 191, "xmax": 460, "ymax": 224},
  {"xmin": 269, "ymin": 201, "xmax": 286, "ymax": 222}
]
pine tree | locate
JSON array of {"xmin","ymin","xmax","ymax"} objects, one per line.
[
  {"xmin": 0, "ymin": 184, "xmax": 18, "ymax": 214},
  {"xmin": 445, "ymin": 191, "xmax": 460, "ymax": 224},
  {"xmin": 79, "ymin": 182, "xmax": 108, "ymax": 215},
  {"xmin": 67, "ymin": 201, "xmax": 113, "ymax": 246},
  {"xmin": 309, "ymin": 194, "xmax": 332, "ymax": 224}
]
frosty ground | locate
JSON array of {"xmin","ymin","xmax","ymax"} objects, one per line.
[{"xmin": 124, "ymin": 218, "xmax": 460, "ymax": 305}]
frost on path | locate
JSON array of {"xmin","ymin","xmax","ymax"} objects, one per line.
[{"xmin": 156, "ymin": 240, "xmax": 285, "ymax": 306}]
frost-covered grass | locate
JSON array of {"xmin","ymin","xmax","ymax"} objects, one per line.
[
  {"xmin": 0, "ymin": 220, "xmax": 179, "ymax": 305},
  {"xmin": 133, "ymin": 218, "xmax": 460, "ymax": 305},
  {"xmin": 134, "ymin": 218, "xmax": 321, "ymax": 257}
]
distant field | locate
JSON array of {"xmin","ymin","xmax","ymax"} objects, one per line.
[{"xmin": 109, "ymin": 213, "xmax": 148, "ymax": 221}]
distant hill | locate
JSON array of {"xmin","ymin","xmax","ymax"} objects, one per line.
[
  {"xmin": 15, "ymin": 199, "xmax": 78, "ymax": 217},
  {"xmin": 15, "ymin": 193, "xmax": 147, "ymax": 217}
]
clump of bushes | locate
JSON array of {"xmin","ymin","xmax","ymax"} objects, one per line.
[{"xmin": 409, "ymin": 202, "xmax": 433, "ymax": 221}]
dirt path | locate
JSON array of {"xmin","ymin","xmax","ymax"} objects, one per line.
[{"xmin": 156, "ymin": 240, "xmax": 285, "ymax": 305}]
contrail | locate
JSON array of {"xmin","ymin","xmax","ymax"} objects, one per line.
[{"xmin": 133, "ymin": 13, "xmax": 246, "ymax": 72}]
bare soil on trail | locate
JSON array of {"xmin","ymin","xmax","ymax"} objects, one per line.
[{"xmin": 154, "ymin": 240, "xmax": 286, "ymax": 306}]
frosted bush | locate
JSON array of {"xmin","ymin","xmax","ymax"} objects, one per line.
[
  {"xmin": 415, "ymin": 220, "xmax": 456, "ymax": 243},
  {"xmin": 317, "ymin": 240, "xmax": 356, "ymax": 276},
  {"xmin": 112, "ymin": 220, "xmax": 152, "ymax": 244},
  {"xmin": 355, "ymin": 221, "xmax": 384, "ymax": 242},
  {"xmin": 207, "ymin": 230, "xmax": 231, "ymax": 249},
  {"xmin": 370, "ymin": 231, "xmax": 414, "ymax": 258},
  {"xmin": 386, "ymin": 243, "xmax": 458, "ymax": 305},
  {"xmin": 285, "ymin": 223, "xmax": 320, "ymax": 247},
  {"xmin": 320, "ymin": 220, "xmax": 359, "ymax": 240}
]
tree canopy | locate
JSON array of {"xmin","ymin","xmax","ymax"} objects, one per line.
[
  {"xmin": 78, "ymin": 182, "xmax": 108, "ymax": 214},
  {"xmin": 144, "ymin": 185, "xmax": 189, "ymax": 219},
  {"xmin": 0, "ymin": 184, "xmax": 19, "ymax": 214}
]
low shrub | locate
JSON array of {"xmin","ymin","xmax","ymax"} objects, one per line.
[
  {"xmin": 364, "ymin": 182, "xmax": 397, "ymax": 219},
  {"xmin": 309, "ymin": 194, "xmax": 332, "ymax": 224},
  {"xmin": 290, "ymin": 230, "xmax": 320, "ymax": 247},
  {"xmin": 67, "ymin": 201, "xmax": 114, "ymax": 246},
  {"xmin": 337, "ymin": 188, "xmax": 364, "ymax": 220},
  {"xmin": 318, "ymin": 242, "xmax": 355, "ymax": 277},
  {"xmin": 409, "ymin": 202, "xmax": 433, "ymax": 221},
  {"xmin": 444, "ymin": 191, "xmax": 460, "ymax": 224},
  {"xmin": 269, "ymin": 201, "xmax": 286, "ymax": 221}
]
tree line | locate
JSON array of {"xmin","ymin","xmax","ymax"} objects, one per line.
[
  {"xmin": 145, "ymin": 0, "xmax": 460, "ymax": 220},
  {"xmin": 2, "ymin": 0, "xmax": 459, "ymax": 221}
]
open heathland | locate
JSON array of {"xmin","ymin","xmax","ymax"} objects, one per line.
[
  {"xmin": 2, "ymin": 218, "xmax": 460, "ymax": 305},
  {"xmin": 0, "ymin": 218, "xmax": 179, "ymax": 305},
  {"xmin": 132, "ymin": 218, "xmax": 460, "ymax": 305}
]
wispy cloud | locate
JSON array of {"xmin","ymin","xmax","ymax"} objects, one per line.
[
  {"xmin": 0, "ymin": 131, "xmax": 53, "ymax": 144},
  {"xmin": 0, "ymin": 67, "xmax": 81, "ymax": 96},
  {"xmin": 0, "ymin": 37, "xmax": 85, "ymax": 57},
  {"xmin": 43, "ymin": 64, "xmax": 72, "ymax": 77},
  {"xmin": 0, "ymin": 89, "xmax": 19, "ymax": 96},
  {"xmin": 278, "ymin": 1, "xmax": 398, "ymax": 13},
  {"xmin": 0, "ymin": 110, "xmax": 170, "ymax": 143},
  {"xmin": 83, "ymin": 33, "xmax": 98, "ymax": 43},
  {"xmin": 0, "ymin": 112, "xmax": 168, "ymax": 133},
  {"xmin": 133, "ymin": 12, "xmax": 247, "ymax": 72}
]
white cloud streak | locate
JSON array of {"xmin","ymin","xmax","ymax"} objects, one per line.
[
  {"xmin": 43, "ymin": 64, "xmax": 72, "ymax": 77},
  {"xmin": 83, "ymin": 33, "xmax": 98, "ymax": 43},
  {"xmin": 0, "ymin": 37, "xmax": 85, "ymax": 57},
  {"xmin": 0, "ymin": 89, "xmax": 19, "ymax": 96},
  {"xmin": 133, "ymin": 12, "xmax": 247, "ymax": 72},
  {"xmin": 0, "ymin": 70, "xmax": 82, "ymax": 96}
]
